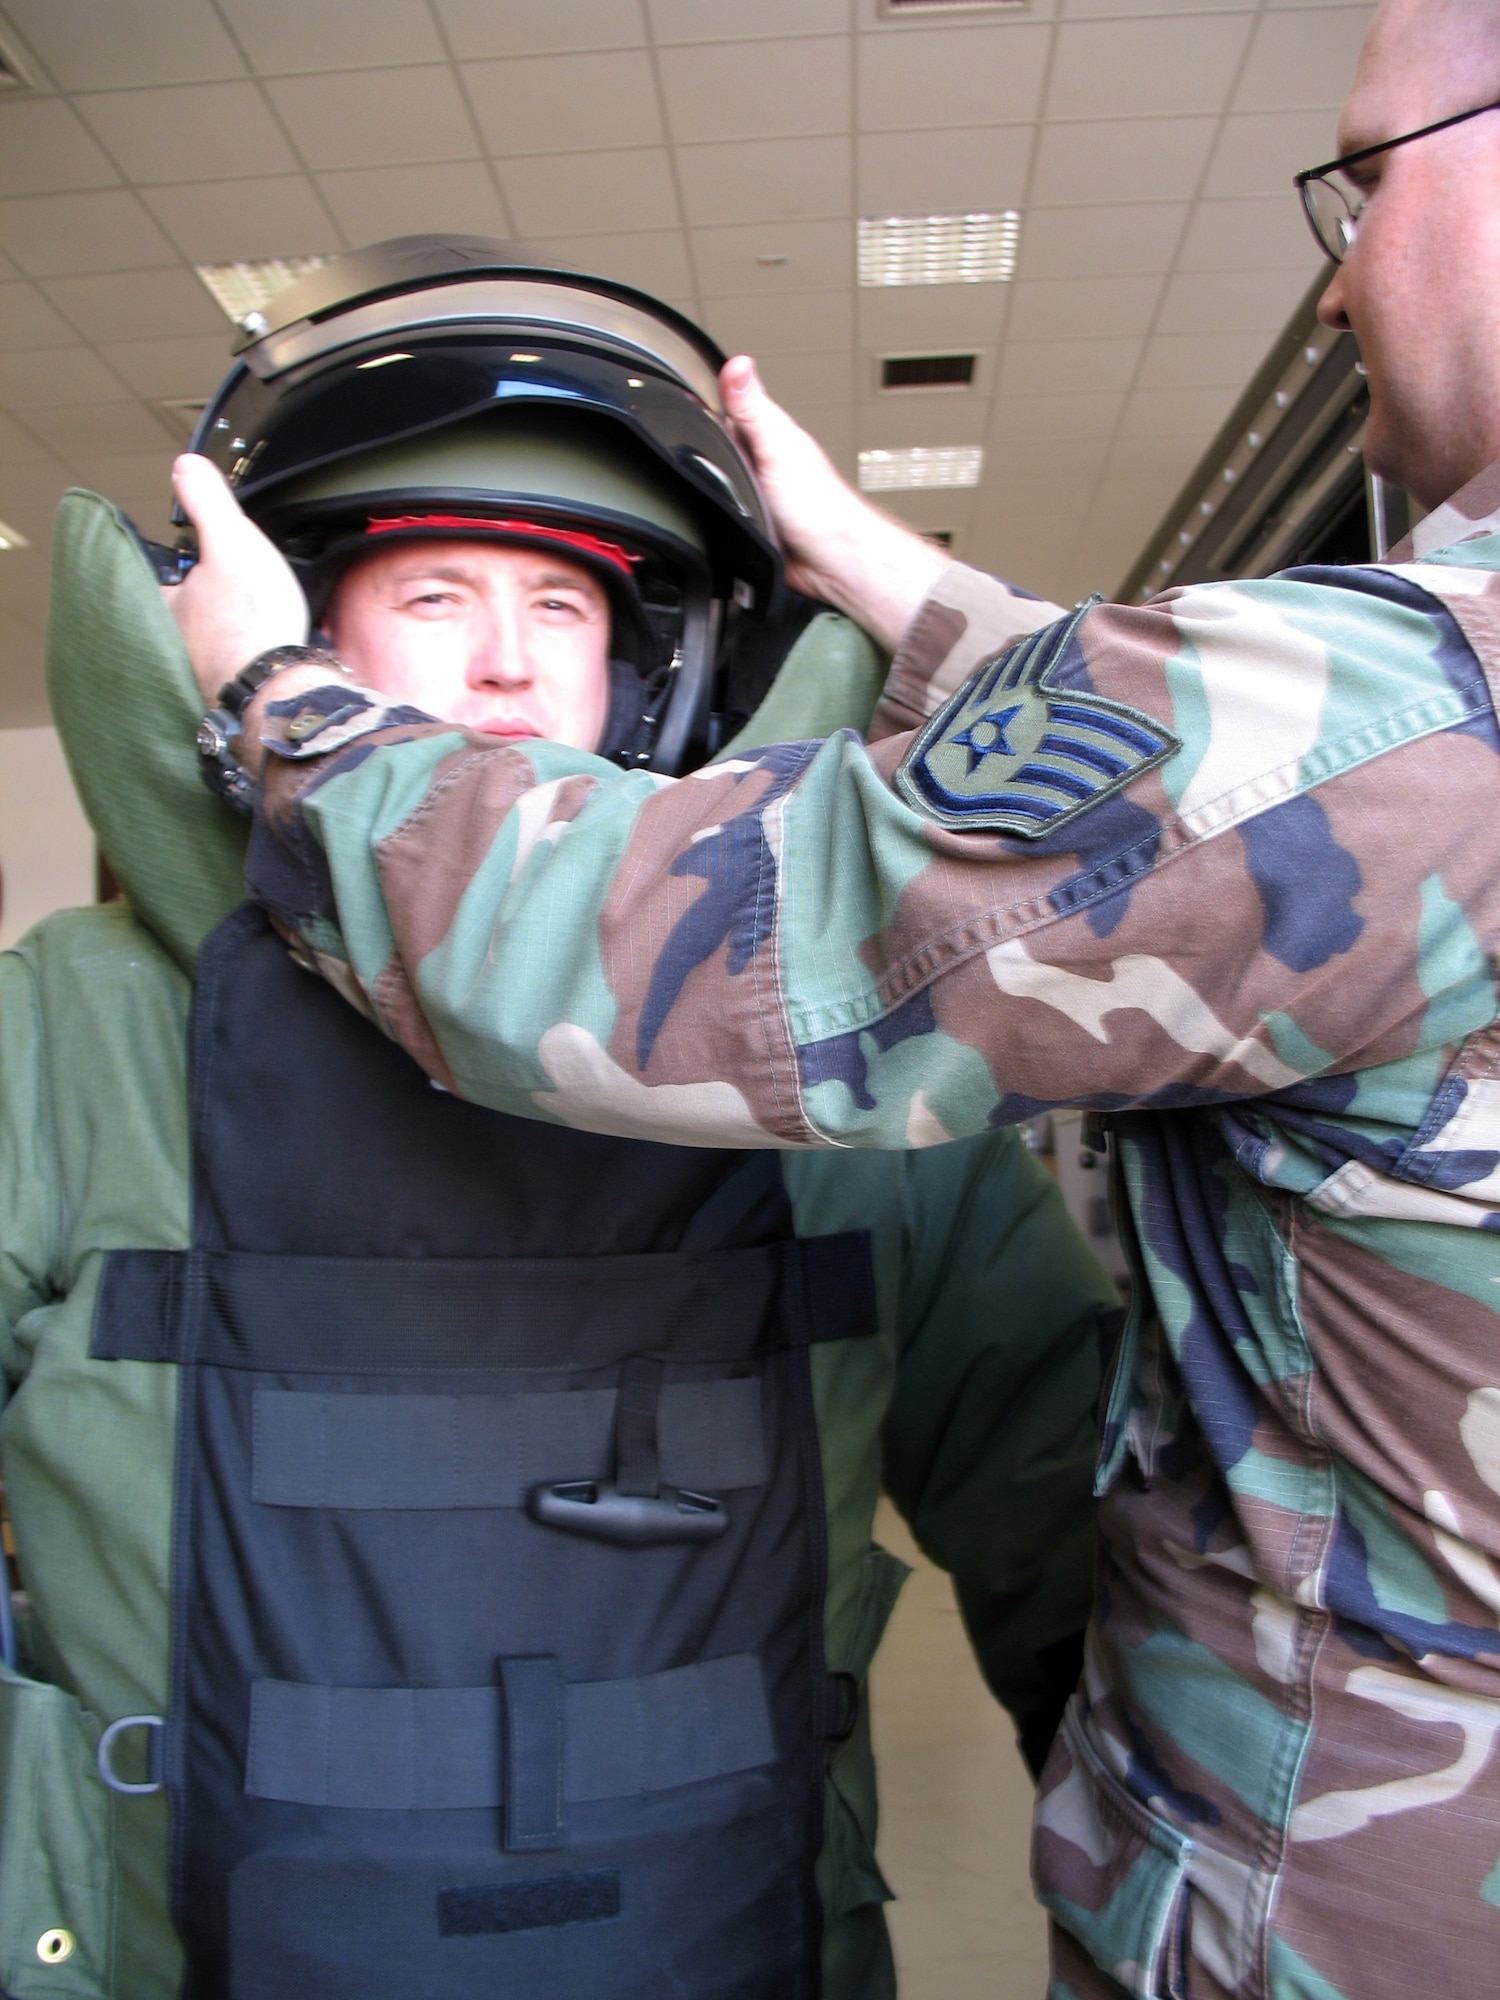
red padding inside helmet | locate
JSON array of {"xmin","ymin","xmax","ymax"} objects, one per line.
[{"xmin": 363, "ymin": 514, "xmax": 639, "ymax": 579}]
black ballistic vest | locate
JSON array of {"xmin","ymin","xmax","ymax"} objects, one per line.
[{"xmin": 93, "ymin": 906, "xmax": 876, "ymax": 1999}]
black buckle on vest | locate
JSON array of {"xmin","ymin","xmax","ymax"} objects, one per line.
[
  {"xmin": 529, "ymin": 1355, "xmax": 730, "ymax": 1545},
  {"xmin": 824, "ymin": 1673, "xmax": 860, "ymax": 1744}
]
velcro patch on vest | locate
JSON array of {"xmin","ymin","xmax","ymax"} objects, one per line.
[
  {"xmin": 895, "ymin": 595, "xmax": 1179, "ymax": 837},
  {"xmin": 436, "ymin": 1872, "xmax": 621, "ymax": 1936}
]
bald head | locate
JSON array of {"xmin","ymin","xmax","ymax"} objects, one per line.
[
  {"xmin": 1343, "ymin": 0, "xmax": 1500, "ymax": 149},
  {"xmin": 1318, "ymin": 0, "xmax": 1500, "ymax": 508}
]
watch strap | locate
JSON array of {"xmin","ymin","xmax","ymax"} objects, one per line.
[{"xmin": 217, "ymin": 643, "xmax": 345, "ymax": 719}]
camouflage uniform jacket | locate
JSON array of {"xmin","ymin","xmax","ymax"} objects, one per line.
[{"xmin": 244, "ymin": 460, "xmax": 1500, "ymax": 2000}]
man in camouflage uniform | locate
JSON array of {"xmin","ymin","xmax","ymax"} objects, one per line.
[{"xmin": 165, "ymin": 0, "xmax": 1500, "ymax": 1991}]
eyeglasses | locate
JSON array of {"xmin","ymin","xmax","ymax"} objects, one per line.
[{"xmin": 1294, "ymin": 96, "xmax": 1500, "ymax": 263}]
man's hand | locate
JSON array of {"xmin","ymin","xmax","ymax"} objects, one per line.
[
  {"xmin": 719, "ymin": 355, "xmax": 949, "ymax": 652},
  {"xmin": 167, "ymin": 454, "xmax": 309, "ymax": 703}
]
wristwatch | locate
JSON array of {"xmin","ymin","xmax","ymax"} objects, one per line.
[{"xmin": 196, "ymin": 643, "xmax": 344, "ymax": 810}]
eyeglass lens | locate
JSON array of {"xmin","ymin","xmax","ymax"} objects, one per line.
[{"xmin": 1303, "ymin": 174, "xmax": 1360, "ymax": 262}]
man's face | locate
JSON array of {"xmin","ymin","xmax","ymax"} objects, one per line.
[
  {"xmin": 1319, "ymin": 0, "xmax": 1500, "ymax": 508},
  {"xmin": 324, "ymin": 539, "xmax": 613, "ymax": 752}
]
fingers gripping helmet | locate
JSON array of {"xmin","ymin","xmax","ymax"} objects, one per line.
[{"xmin": 186, "ymin": 235, "xmax": 782, "ymax": 774}]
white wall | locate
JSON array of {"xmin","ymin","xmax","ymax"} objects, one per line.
[{"xmin": 0, "ymin": 727, "xmax": 95, "ymax": 951}]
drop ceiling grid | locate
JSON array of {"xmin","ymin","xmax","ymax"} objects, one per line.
[{"xmin": 0, "ymin": 0, "xmax": 1369, "ymax": 725}]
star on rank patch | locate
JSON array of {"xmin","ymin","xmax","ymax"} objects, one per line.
[{"xmin": 895, "ymin": 596, "xmax": 1179, "ymax": 837}]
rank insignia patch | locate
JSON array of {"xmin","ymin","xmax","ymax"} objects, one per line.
[{"xmin": 894, "ymin": 595, "xmax": 1180, "ymax": 838}]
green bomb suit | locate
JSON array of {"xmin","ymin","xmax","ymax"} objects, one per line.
[{"xmin": 0, "ymin": 493, "xmax": 1114, "ymax": 2000}]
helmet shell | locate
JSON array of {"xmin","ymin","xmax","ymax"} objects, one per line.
[{"xmin": 190, "ymin": 236, "xmax": 778, "ymax": 614}]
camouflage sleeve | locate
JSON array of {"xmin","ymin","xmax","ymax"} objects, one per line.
[
  {"xmin": 244, "ymin": 556, "xmax": 1500, "ymax": 1148},
  {"xmin": 0, "ymin": 950, "xmax": 58, "ymax": 1406},
  {"xmin": 880, "ymin": 1130, "xmax": 1116, "ymax": 1764},
  {"xmin": 870, "ymin": 563, "xmax": 1065, "ymax": 739}
]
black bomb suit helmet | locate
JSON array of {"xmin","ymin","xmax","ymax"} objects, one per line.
[{"xmin": 184, "ymin": 235, "xmax": 782, "ymax": 774}]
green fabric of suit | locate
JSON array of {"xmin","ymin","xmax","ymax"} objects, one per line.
[{"xmin": 0, "ymin": 492, "xmax": 1114, "ymax": 1998}]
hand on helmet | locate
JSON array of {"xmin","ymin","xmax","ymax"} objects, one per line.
[
  {"xmin": 718, "ymin": 354, "xmax": 949, "ymax": 652},
  {"xmin": 167, "ymin": 454, "xmax": 310, "ymax": 703}
]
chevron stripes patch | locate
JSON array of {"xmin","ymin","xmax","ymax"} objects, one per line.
[{"xmin": 894, "ymin": 595, "xmax": 1180, "ymax": 838}]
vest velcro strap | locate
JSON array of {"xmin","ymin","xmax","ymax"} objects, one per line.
[
  {"xmin": 499, "ymin": 1657, "xmax": 564, "ymax": 1851},
  {"xmin": 244, "ymin": 1653, "xmax": 775, "ymax": 1814},
  {"xmin": 251, "ymin": 1378, "xmax": 766, "ymax": 1511},
  {"xmin": 93, "ymin": 1233, "xmax": 876, "ymax": 1374}
]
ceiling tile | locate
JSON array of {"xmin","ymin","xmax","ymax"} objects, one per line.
[
  {"xmin": 1135, "ymin": 329, "xmax": 1272, "ymax": 389},
  {"xmin": 0, "ymin": 0, "xmax": 245, "ymax": 89},
  {"xmin": 0, "ymin": 99, "xmax": 119, "ymax": 198},
  {"xmin": 437, "ymin": 0, "xmax": 645, "ymax": 59},
  {"xmin": 1006, "ymin": 273, "xmax": 1163, "ymax": 342},
  {"xmin": 649, "ymin": 0, "xmax": 847, "ymax": 40},
  {"xmin": 756, "ymin": 350, "xmax": 855, "ymax": 408},
  {"xmin": 74, "ymin": 83, "xmax": 299, "ymax": 184},
  {"xmin": 997, "ymin": 334, "xmax": 1141, "ymax": 398},
  {"xmin": 0, "ymin": 345, "xmax": 129, "ymax": 409},
  {"xmin": 464, "ymin": 51, "xmax": 663, "ymax": 156},
  {"xmin": 218, "ymin": 0, "xmax": 447, "ymax": 73},
  {"xmin": 1102, "ymin": 432, "xmax": 1204, "ymax": 488},
  {"xmin": 23, "ymin": 399, "xmax": 174, "ymax": 458},
  {"xmin": 93, "ymin": 334, "xmax": 230, "ymax": 400},
  {"xmin": 0, "ymin": 411, "xmax": 60, "ymax": 462},
  {"xmin": 1045, "ymin": 13, "xmax": 1254, "ymax": 121},
  {"xmin": 677, "ymin": 137, "xmax": 850, "ymax": 228},
  {"xmin": 1202, "ymin": 109, "xmax": 1340, "ymax": 200},
  {"xmin": 858, "ymin": 24, "xmax": 1049, "ymax": 131},
  {"xmin": 317, "ymin": 163, "xmax": 510, "ymax": 245},
  {"xmin": 978, "ymin": 433, "xmax": 1109, "ymax": 484},
  {"xmin": 692, "ymin": 220, "xmax": 852, "ymax": 299},
  {"xmin": 142, "ymin": 175, "xmax": 337, "ymax": 263},
  {"xmin": 1176, "ymin": 195, "xmax": 1318, "ymax": 271},
  {"xmin": 1118, "ymin": 382, "xmax": 1239, "ymax": 437},
  {"xmin": 39, "ymin": 268, "xmax": 227, "ymax": 342},
  {"xmin": 989, "ymin": 389, "xmax": 1124, "ymax": 440},
  {"xmin": 1031, "ymin": 117, "xmax": 1217, "ymax": 207},
  {"xmin": 657, "ymin": 39, "xmax": 849, "ymax": 145},
  {"xmin": 858, "ymin": 399, "xmax": 987, "ymax": 450},
  {"xmin": 1063, "ymin": 0, "xmax": 1250, "ymax": 12},
  {"xmin": 67, "ymin": 446, "xmax": 177, "ymax": 502},
  {"xmin": 530, "ymin": 229, "xmax": 693, "ymax": 298},
  {"xmin": 499, "ymin": 148, "xmax": 679, "ymax": 236},
  {"xmin": 0, "ymin": 457, "xmax": 72, "ymax": 532},
  {"xmin": 266, "ymin": 68, "xmax": 477, "ymax": 171},
  {"xmin": 1157, "ymin": 265, "xmax": 1313, "ymax": 336},
  {"xmin": 0, "ymin": 190, "xmax": 179, "ymax": 276},
  {"xmin": 857, "ymin": 285, "xmax": 1009, "ymax": 352},
  {"xmin": 700, "ymin": 290, "xmax": 853, "ymax": 356},
  {"xmin": 856, "ymin": 126, "xmax": 1030, "ymax": 215},
  {"xmin": 1234, "ymin": 7, "xmax": 1374, "ymax": 113},
  {"xmin": 0, "ymin": 283, "xmax": 76, "ymax": 352},
  {"xmin": 1017, "ymin": 203, "xmax": 1187, "ymax": 278}
]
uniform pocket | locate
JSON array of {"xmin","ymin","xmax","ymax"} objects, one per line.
[
  {"xmin": 1032, "ymin": 1701, "xmax": 1192, "ymax": 2000},
  {"xmin": 0, "ymin": 1664, "xmax": 113, "ymax": 1999}
]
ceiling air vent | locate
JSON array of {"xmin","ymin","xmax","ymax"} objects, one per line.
[{"xmin": 880, "ymin": 353, "xmax": 976, "ymax": 392}]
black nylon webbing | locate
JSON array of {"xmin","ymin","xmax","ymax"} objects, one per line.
[
  {"xmin": 244, "ymin": 1653, "xmax": 775, "ymax": 1812},
  {"xmin": 251, "ymin": 1378, "xmax": 767, "ymax": 1510},
  {"xmin": 93, "ymin": 1232, "xmax": 876, "ymax": 1374}
]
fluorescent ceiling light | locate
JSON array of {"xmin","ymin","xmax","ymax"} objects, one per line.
[
  {"xmin": 195, "ymin": 258, "xmax": 332, "ymax": 327},
  {"xmin": 858, "ymin": 213, "xmax": 1020, "ymax": 287},
  {"xmin": 0, "ymin": 518, "xmax": 29, "ymax": 550},
  {"xmin": 858, "ymin": 447, "xmax": 983, "ymax": 493}
]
